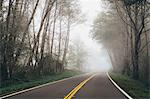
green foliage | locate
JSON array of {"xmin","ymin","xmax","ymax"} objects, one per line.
[
  {"xmin": 93, "ymin": 0, "xmax": 149, "ymax": 86},
  {"xmin": 110, "ymin": 73, "xmax": 150, "ymax": 99},
  {"xmin": 0, "ymin": 70, "xmax": 82, "ymax": 96},
  {"xmin": 0, "ymin": 0, "xmax": 81, "ymax": 83}
]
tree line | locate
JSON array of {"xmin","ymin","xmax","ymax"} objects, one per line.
[
  {"xmin": 67, "ymin": 39, "xmax": 87, "ymax": 71},
  {"xmin": 92, "ymin": 0, "xmax": 150, "ymax": 86},
  {"xmin": 0, "ymin": 0, "xmax": 80, "ymax": 82}
]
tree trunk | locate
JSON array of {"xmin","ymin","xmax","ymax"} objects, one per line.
[{"xmin": 50, "ymin": 0, "xmax": 57, "ymax": 54}]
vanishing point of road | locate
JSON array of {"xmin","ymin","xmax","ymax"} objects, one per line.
[{"xmin": 4, "ymin": 73, "xmax": 127, "ymax": 99}]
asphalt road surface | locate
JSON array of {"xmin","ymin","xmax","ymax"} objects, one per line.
[{"xmin": 5, "ymin": 73, "xmax": 126, "ymax": 99}]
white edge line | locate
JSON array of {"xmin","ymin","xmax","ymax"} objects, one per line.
[
  {"xmin": 1, "ymin": 73, "xmax": 89, "ymax": 99},
  {"xmin": 107, "ymin": 72, "xmax": 133, "ymax": 99}
]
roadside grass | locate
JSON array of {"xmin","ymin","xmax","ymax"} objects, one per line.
[
  {"xmin": 0, "ymin": 69, "xmax": 82, "ymax": 97},
  {"xmin": 110, "ymin": 73, "xmax": 150, "ymax": 99}
]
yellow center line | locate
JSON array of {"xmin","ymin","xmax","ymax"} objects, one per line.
[{"xmin": 64, "ymin": 74, "xmax": 96, "ymax": 99}]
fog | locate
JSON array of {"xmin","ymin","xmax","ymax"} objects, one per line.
[
  {"xmin": 70, "ymin": 0, "xmax": 112, "ymax": 72},
  {"xmin": 35, "ymin": 0, "xmax": 112, "ymax": 72}
]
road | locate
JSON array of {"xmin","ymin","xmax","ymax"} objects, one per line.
[{"xmin": 4, "ymin": 73, "xmax": 126, "ymax": 99}]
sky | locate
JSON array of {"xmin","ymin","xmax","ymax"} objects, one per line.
[{"xmin": 70, "ymin": 0, "xmax": 112, "ymax": 72}]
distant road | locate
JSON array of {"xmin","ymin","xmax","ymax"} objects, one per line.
[{"xmin": 4, "ymin": 73, "xmax": 126, "ymax": 99}]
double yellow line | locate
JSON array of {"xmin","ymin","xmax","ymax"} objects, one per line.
[{"xmin": 64, "ymin": 75, "xmax": 95, "ymax": 99}]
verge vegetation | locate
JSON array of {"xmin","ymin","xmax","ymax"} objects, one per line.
[
  {"xmin": 110, "ymin": 73, "xmax": 150, "ymax": 99},
  {"xmin": 0, "ymin": 69, "xmax": 82, "ymax": 96}
]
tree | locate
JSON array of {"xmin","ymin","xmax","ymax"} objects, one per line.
[
  {"xmin": 92, "ymin": 0, "xmax": 150, "ymax": 85},
  {"xmin": 0, "ymin": 0, "xmax": 82, "ymax": 82},
  {"xmin": 67, "ymin": 39, "xmax": 87, "ymax": 71}
]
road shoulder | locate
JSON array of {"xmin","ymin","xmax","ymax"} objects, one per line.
[{"xmin": 107, "ymin": 72, "xmax": 133, "ymax": 99}]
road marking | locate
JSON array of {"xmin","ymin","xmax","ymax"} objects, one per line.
[
  {"xmin": 64, "ymin": 74, "xmax": 95, "ymax": 99},
  {"xmin": 107, "ymin": 73, "xmax": 133, "ymax": 99},
  {"xmin": 1, "ymin": 73, "xmax": 91, "ymax": 99}
]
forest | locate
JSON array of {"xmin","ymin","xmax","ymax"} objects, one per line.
[
  {"xmin": 0, "ymin": 0, "xmax": 83, "ymax": 84},
  {"xmin": 0, "ymin": 0, "xmax": 150, "ymax": 98},
  {"xmin": 92, "ymin": 0, "xmax": 150, "ymax": 86}
]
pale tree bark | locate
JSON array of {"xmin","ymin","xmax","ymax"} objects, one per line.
[{"xmin": 50, "ymin": 0, "xmax": 58, "ymax": 54}]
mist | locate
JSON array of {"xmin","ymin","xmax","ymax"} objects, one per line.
[{"xmin": 70, "ymin": 0, "xmax": 112, "ymax": 72}]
